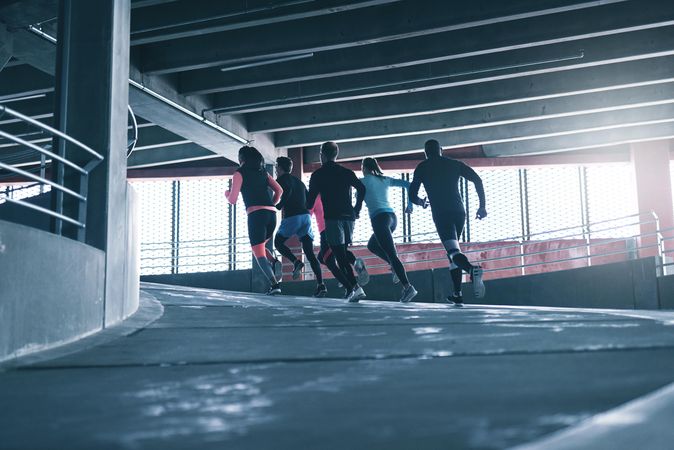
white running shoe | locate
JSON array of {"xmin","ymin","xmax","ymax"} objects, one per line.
[
  {"xmin": 354, "ymin": 258, "xmax": 370, "ymax": 286},
  {"xmin": 348, "ymin": 286, "xmax": 366, "ymax": 303},
  {"xmin": 471, "ymin": 266, "xmax": 485, "ymax": 299},
  {"xmin": 266, "ymin": 284, "xmax": 281, "ymax": 296},
  {"xmin": 399, "ymin": 285, "xmax": 418, "ymax": 303}
]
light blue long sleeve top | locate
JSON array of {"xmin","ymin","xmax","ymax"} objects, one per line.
[{"xmin": 360, "ymin": 174, "xmax": 411, "ymax": 218}]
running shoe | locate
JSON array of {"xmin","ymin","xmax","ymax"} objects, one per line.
[
  {"xmin": 447, "ymin": 293, "xmax": 464, "ymax": 307},
  {"xmin": 343, "ymin": 288, "xmax": 352, "ymax": 299},
  {"xmin": 399, "ymin": 285, "xmax": 418, "ymax": 303},
  {"xmin": 354, "ymin": 257, "xmax": 370, "ymax": 286},
  {"xmin": 470, "ymin": 265, "xmax": 485, "ymax": 299},
  {"xmin": 272, "ymin": 258, "xmax": 283, "ymax": 281},
  {"xmin": 266, "ymin": 283, "xmax": 282, "ymax": 296},
  {"xmin": 314, "ymin": 283, "xmax": 327, "ymax": 298},
  {"xmin": 391, "ymin": 266, "xmax": 400, "ymax": 284},
  {"xmin": 292, "ymin": 260, "xmax": 305, "ymax": 280},
  {"xmin": 348, "ymin": 286, "xmax": 366, "ymax": 303}
]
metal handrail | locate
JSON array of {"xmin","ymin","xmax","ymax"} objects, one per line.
[
  {"xmin": 0, "ymin": 105, "xmax": 103, "ymax": 160},
  {"xmin": 0, "ymin": 104, "xmax": 104, "ymax": 234},
  {"xmin": 141, "ymin": 211, "xmax": 661, "ymax": 278}
]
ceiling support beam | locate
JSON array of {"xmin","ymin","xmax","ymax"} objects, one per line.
[
  {"xmin": 181, "ymin": 0, "xmax": 674, "ymax": 96},
  {"xmin": 275, "ymin": 83, "xmax": 674, "ymax": 147},
  {"xmin": 247, "ymin": 55, "xmax": 674, "ymax": 132},
  {"xmin": 303, "ymin": 103, "xmax": 674, "ymax": 161},
  {"xmin": 141, "ymin": 0, "xmax": 626, "ymax": 74}
]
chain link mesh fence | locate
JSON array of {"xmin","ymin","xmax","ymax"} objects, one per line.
[{"xmin": 133, "ymin": 162, "xmax": 642, "ymax": 276}]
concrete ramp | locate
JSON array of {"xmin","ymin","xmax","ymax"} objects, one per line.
[{"xmin": 1, "ymin": 283, "xmax": 674, "ymax": 449}]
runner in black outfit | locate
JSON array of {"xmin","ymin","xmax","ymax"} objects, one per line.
[
  {"xmin": 306, "ymin": 141, "xmax": 367, "ymax": 303},
  {"xmin": 409, "ymin": 139, "xmax": 487, "ymax": 305},
  {"xmin": 226, "ymin": 146, "xmax": 284, "ymax": 295},
  {"xmin": 273, "ymin": 156, "xmax": 327, "ymax": 298}
]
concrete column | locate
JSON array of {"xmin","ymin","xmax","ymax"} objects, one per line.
[
  {"xmin": 53, "ymin": 0, "xmax": 131, "ymax": 324},
  {"xmin": 631, "ymin": 140, "xmax": 674, "ymax": 258}
]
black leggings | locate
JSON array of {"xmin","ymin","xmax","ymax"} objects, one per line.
[
  {"xmin": 317, "ymin": 232, "xmax": 355, "ymax": 289},
  {"xmin": 367, "ymin": 212, "xmax": 409, "ymax": 286},
  {"xmin": 274, "ymin": 234, "xmax": 323, "ymax": 284}
]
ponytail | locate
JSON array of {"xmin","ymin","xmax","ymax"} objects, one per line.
[{"xmin": 362, "ymin": 157, "xmax": 384, "ymax": 177}]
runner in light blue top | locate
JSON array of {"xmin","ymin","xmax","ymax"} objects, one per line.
[
  {"xmin": 361, "ymin": 170, "xmax": 411, "ymax": 218},
  {"xmin": 360, "ymin": 157, "xmax": 418, "ymax": 303}
]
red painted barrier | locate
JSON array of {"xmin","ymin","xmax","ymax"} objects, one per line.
[{"xmin": 287, "ymin": 238, "xmax": 633, "ymax": 282}]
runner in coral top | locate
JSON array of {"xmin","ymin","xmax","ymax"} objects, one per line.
[{"xmin": 226, "ymin": 146, "xmax": 284, "ymax": 295}]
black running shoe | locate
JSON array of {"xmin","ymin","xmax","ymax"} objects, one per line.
[
  {"xmin": 447, "ymin": 293, "xmax": 464, "ymax": 307},
  {"xmin": 292, "ymin": 260, "xmax": 305, "ymax": 280},
  {"xmin": 314, "ymin": 283, "xmax": 327, "ymax": 298},
  {"xmin": 267, "ymin": 283, "xmax": 281, "ymax": 296}
]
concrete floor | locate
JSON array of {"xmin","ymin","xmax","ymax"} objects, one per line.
[{"xmin": 2, "ymin": 283, "xmax": 674, "ymax": 450}]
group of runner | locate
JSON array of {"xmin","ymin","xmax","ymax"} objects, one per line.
[{"xmin": 226, "ymin": 139, "xmax": 487, "ymax": 305}]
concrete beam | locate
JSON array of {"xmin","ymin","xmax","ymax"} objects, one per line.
[
  {"xmin": 130, "ymin": 0, "xmax": 403, "ymax": 45},
  {"xmin": 134, "ymin": 124, "xmax": 190, "ymax": 150},
  {"xmin": 0, "ymin": 0, "xmax": 57, "ymax": 28},
  {"xmin": 247, "ymin": 55, "xmax": 674, "ymax": 132},
  {"xmin": 140, "ymin": 0, "xmax": 625, "ymax": 74},
  {"xmin": 210, "ymin": 25, "xmax": 674, "ymax": 114},
  {"xmin": 0, "ymin": 64, "xmax": 53, "ymax": 102},
  {"xmin": 127, "ymin": 143, "xmax": 218, "ymax": 168},
  {"xmin": 0, "ymin": 94, "xmax": 53, "ymax": 125},
  {"xmin": 181, "ymin": 0, "xmax": 674, "ymax": 96},
  {"xmin": 304, "ymin": 103, "xmax": 674, "ymax": 161},
  {"xmin": 0, "ymin": 24, "xmax": 12, "ymax": 72},
  {"xmin": 5, "ymin": 20, "xmax": 276, "ymax": 164},
  {"xmin": 483, "ymin": 122, "xmax": 674, "ymax": 156},
  {"xmin": 275, "ymin": 82, "xmax": 674, "ymax": 147}
]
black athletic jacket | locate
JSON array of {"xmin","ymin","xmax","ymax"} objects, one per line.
[
  {"xmin": 276, "ymin": 173, "xmax": 309, "ymax": 218},
  {"xmin": 306, "ymin": 161, "xmax": 366, "ymax": 221},
  {"xmin": 409, "ymin": 156, "xmax": 485, "ymax": 213}
]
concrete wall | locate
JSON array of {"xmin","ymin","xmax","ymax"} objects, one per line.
[
  {"xmin": 142, "ymin": 269, "xmax": 253, "ymax": 292},
  {"xmin": 0, "ymin": 219, "xmax": 105, "ymax": 362},
  {"xmin": 658, "ymin": 274, "xmax": 674, "ymax": 309},
  {"xmin": 0, "ymin": 183, "xmax": 141, "ymax": 362},
  {"xmin": 200, "ymin": 257, "xmax": 660, "ymax": 310},
  {"xmin": 0, "ymin": 192, "xmax": 52, "ymax": 231}
]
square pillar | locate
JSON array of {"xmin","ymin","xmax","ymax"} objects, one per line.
[
  {"xmin": 631, "ymin": 140, "xmax": 674, "ymax": 258},
  {"xmin": 53, "ymin": 0, "xmax": 131, "ymax": 324}
]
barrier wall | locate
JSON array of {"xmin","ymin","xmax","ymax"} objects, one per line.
[
  {"xmin": 145, "ymin": 257, "xmax": 664, "ymax": 310},
  {"xmin": 0, "ymin": 220, "xmax": 105, "ymax": 362},
  {"xmin": 0, "ymin": 183, "xmax": 141, "ymax": 362}
]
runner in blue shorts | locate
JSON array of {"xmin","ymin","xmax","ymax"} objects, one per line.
[{"xmin": 274, "ymin": 157, "xmax": 327, "ymax": 298}]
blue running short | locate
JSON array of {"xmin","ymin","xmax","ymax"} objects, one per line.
[{"xmin": 277, "ymin": 213, "xmax": 314, "ymax": 240}]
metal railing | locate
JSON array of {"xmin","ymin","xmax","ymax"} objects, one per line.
[
  {"xmin": 0, "ymin": 104, "xmax": 104, "ymax": 239},
  {"xmin": 140, "ymin": 211, "xmax": 665, "ymax": 279}
]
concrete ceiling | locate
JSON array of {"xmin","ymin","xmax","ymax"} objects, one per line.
[{"xmin": 2, "ymin": 0, "xmax": 674, "ymax": 170}]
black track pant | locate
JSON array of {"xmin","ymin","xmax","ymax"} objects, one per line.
[{"xmin": 367, "ymin": 212, "xmax": 409, "ymax": 286}]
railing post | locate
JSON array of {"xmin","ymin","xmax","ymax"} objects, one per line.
[
  {"xmin": 585, "ymin": 224, "xmax": 592, "ymax": 267},
  {"xmin": 519, "ymin": 239, "xmax": 526, "ymax": 276}
]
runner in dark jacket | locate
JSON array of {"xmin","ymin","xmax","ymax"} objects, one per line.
[{"xmin": 409, "ymin": 139, "xmax": 488, "ymax": 305}]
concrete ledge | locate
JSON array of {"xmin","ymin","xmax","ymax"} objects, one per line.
[
  {"xmin": 657, "ymin": 274, "xmax": 674, "ymax": 309},
  {"xmin": 512, "ymin": 381, "xmax": 674, "ymax": 450},
  {"xmin": 0, "ymin": 220, "xmax": 105, "ymax": 362},
  {"xmin": 0, "ymin": 290, "xmax": 163, "ymax": 370},
  {"xmin": 142, "ymin": 269, "xmax": 253, "ymax": 292},
  {"xmin": 158, "ymin": 257, "xmax": 664, "ymax": 310}
]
